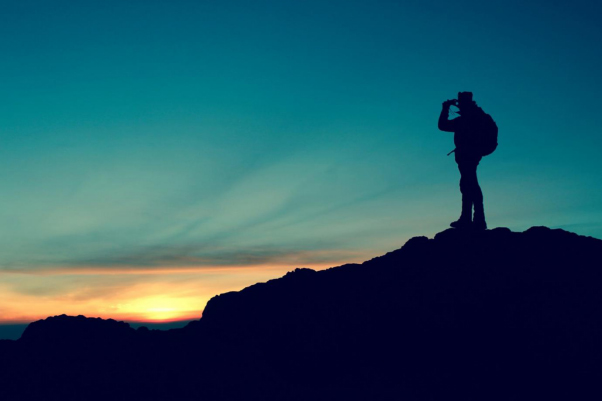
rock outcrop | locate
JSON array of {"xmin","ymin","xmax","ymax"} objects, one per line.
[{"xmin": 1, "ymin": 226, "xmax": 601, "ymax": 400}]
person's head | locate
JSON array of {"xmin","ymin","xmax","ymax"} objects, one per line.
[{"xmin": 457, "ymin": 91, "xmax": 475, "ymax": 111}]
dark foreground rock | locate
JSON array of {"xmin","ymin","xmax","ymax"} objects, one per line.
[{"xmin": 1, "ymin": 226, "xmax": 601, "ymax": 400}]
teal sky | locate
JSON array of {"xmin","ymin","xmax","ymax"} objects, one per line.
[{"xmin": 1, "ymin": 1, "xmax": 602, "ymax": 329}]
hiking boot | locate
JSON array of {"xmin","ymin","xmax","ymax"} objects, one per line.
[
  {"xmin": 450, "ymin": 218, "xmax": 472, "ymax": 229},
  {"xmin": 472, "ymin": 216, "xmax": 487, "ymax": 231},
  {"xmin": 452, "ymin": 197, "xmax": 473, "ymax": 229},
  {"xmin": 473, "ymin": 207, "xmax": 487, "ymax": 231}
]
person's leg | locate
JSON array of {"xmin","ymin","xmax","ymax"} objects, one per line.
[
  {"xmin": 472, "ymin": 163, "xmax": 486, "ymax": 229},
  {"xmin": 463, "ymin": 158, "xmax": 487, "ymax": 230},
  {"xmin": 450, "ymin": 162, "xmax": 473, "ymax": 228}
]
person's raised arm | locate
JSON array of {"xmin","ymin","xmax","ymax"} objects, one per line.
[{"xmin": 438, "ymin": 100, "xmax": 458, "ymax": 132}]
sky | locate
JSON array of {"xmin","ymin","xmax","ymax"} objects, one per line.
[{"xmin": 1, "ymin": 0, "xmax": 601, "ymax": 338}]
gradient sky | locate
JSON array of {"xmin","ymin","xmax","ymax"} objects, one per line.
[{"xmin": 1, "ymin": 0, "xmax": 601, "ymax": 335}]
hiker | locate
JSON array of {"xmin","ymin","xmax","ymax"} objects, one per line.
[{"xmin": 438, "ymin": 92, "xmax": 497, "ymax": 230}]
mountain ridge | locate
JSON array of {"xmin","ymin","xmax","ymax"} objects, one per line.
[{"xmin": 2, "ymin": 225, "xmax": 602, "ymax": 400}]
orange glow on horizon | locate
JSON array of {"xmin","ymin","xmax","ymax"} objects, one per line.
[{"xmin": 0, "ymin": 259, "xmax": 361, "ymax": 325}]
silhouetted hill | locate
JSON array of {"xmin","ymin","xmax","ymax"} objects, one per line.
[
  {"xmin": 1, "ymin": 226, "xmax": 601, "ymax": 400},
  {"xmin": 21, "ymin": 314, "xmax": 136, "ymax": 344}
]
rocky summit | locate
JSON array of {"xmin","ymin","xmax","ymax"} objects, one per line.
[{"xmin": 1, "ymin": 226, "xmax": 601, "ymax": 400}]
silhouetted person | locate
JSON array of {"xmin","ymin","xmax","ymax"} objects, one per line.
[{"xmin": 438, "ymin": 92, "xmax": 497, "ymax": 230}]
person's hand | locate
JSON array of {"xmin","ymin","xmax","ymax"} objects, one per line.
[{"xmin": 442, "ymin": 99, "xmax": 456, "ymax": 108}]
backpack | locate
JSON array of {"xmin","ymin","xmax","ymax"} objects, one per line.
[{"xmin": 475, "ymin": 109, "xmax": 498, "ymax": 156}]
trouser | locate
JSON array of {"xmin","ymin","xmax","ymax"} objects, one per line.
[{"xmin": 456, "ymin": 156, "xmax": 484, "ymax": 221}]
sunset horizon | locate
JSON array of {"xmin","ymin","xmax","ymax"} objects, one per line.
[{"xmin": 1, "ymin": 259, "xmax": 356, "ymax": 327}]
